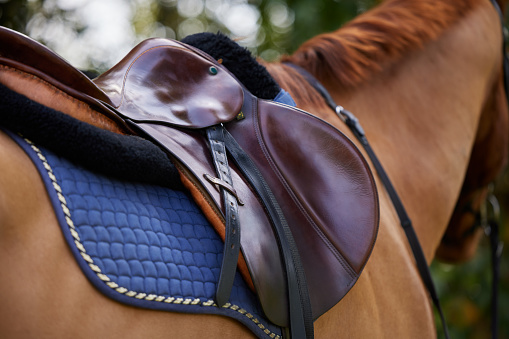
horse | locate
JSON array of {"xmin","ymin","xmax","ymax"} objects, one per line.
[{"xmin": 0, "ymin": 0, "xmax": 507, "ymax": 338}]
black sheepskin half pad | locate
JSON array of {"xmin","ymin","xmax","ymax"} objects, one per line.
[
  {"xmin": 0, "ymin": 83, "xmax": 184, "ymax": 190},
  {"xmin": 181, "ymin": 32, "xmax": 280, "ymax": 100}
]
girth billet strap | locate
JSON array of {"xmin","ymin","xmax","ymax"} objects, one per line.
[
  {"xmin": 486, "ymin": 2, "xmax": 507, "ymax": 338},
  {"xmin": 223, "ymin": 129, "xmax": 314, "ymax": 339},
  {"xmin": 481, "ymin": 192, "xmax": 504, "ymax": 339},
  {"xmin": 207, "ymin": 125, "xmax": 314, "ymax": 339},
  {"xmin": 284, "ymin": 62, "xmax": 450, "ymax": 339},
  {"xmin": 206, "ymin": 125, "xmax": 242, "ymax": 307},
  {"xmin": 488, "ymin": 217, "xmax": 502, "ymax": 339}
]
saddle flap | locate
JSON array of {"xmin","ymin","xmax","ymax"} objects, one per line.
[
  {"xmin": 93, "ymin": 38, "xmax": 244, "ymax": 129},
  {"xmin": 227, "ymin": 97, "xmax": 379, "ymax": 321},
  {"xmin": 259, "ymin": 101, "xmax": 378, "ymax": 272}
]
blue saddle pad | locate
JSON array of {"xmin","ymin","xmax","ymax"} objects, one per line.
[{"xmin": 8, "ymin": 130, "xmax": 282, "ymax": 339}]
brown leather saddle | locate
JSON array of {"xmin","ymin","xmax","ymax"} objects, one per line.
[{"xmin": 0, "ymin": 27, "xmax": 379, "ymax": 337}]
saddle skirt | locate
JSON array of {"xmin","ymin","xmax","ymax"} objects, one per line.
[{"xmin": 0, "ymin": 26, "xmax": 379, "ymax": 332}]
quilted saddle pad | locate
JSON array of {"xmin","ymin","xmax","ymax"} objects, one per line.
[{"xmin": 6, "ymin": 130, "xmax": 282, "ymax": 339}]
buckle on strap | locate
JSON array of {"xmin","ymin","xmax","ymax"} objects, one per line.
[
  {"xmin": 206, "ymin": 125, "xmax": 242, "ymax": 307},
  {"xmin": 204, "ymin": 173, "xmax": 244, "ymax": 205},
  {"xmin": 480, "ymin": 186, "xmax": 501, "ymax": 236},
  {"xmin": 336, "ymin": 106, "xmax": 366, "ymax": 137}
]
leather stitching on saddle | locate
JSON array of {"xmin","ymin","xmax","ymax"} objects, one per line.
[{"xmin": 22, "ymin": 135, "xmax": 280, "ymax": 339}]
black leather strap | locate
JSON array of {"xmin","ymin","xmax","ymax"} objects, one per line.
[
  {"xmin": 486, "ymin": 2, "xmax": 507, "ymax": 338},
  {"xmin": 206, "ymin": 125, "xmax": 241, "ymax": 307},
  {"xmin": 480, "ymin": 192, "xmax": 504, "ymax": 339},
  {"xmin": 488, "ymin": 218, "xmax": 502, "ymax": 339},
  {"xmin": 223, "ymin": 130, "xmax": 314, "ymax": 339},
  {"xmin": 284, "ymin": 62, "xmax": 450, "ymax": 339}
]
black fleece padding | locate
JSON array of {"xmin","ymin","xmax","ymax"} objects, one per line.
[
  {"xmin": 0, "ymin": 83, "xmax": 184, "ymax": 189},
  {"xmin": 182, "ymin": 32, "xmax": 280, "ymax": 100}
]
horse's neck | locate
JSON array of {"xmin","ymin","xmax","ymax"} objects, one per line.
[{"xmin": 286, "ymin": 1, "xmax": 502, "ymax": 261}]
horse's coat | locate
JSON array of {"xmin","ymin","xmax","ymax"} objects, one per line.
[{"xmin": 0, "ymin": 0, "xmax": 507, "ymax": 338}]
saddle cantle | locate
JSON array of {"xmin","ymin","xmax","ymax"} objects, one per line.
[{"xmin": 0, "ymin": 26, "xmax": 379, "ymax": 336}]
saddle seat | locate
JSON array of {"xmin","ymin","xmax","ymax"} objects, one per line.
[{"xmin": 0, "ymin": 26, "xmax": 379, "ymax": 331}]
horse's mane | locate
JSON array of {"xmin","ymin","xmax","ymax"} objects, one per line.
[{"xmin": 277, "ymin": 0, "xmax": 483, "ymax": 91}]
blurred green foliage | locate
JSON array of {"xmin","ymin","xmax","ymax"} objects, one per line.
[
  {"xmin": 431, "ymin": 173, "xmax": 509, "ymax": 339},
  {"xmin": 0, "ymin": 0, "xmax": 507, "ymax": 338},
  {"xmin": 0, "ymin": 0, "xmax": 377, "ymax": 70}
]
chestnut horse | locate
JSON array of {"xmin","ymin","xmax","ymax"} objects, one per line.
[{"xmin": 0, "ymin": 0, "xmax": 507, "ymax": 338}]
